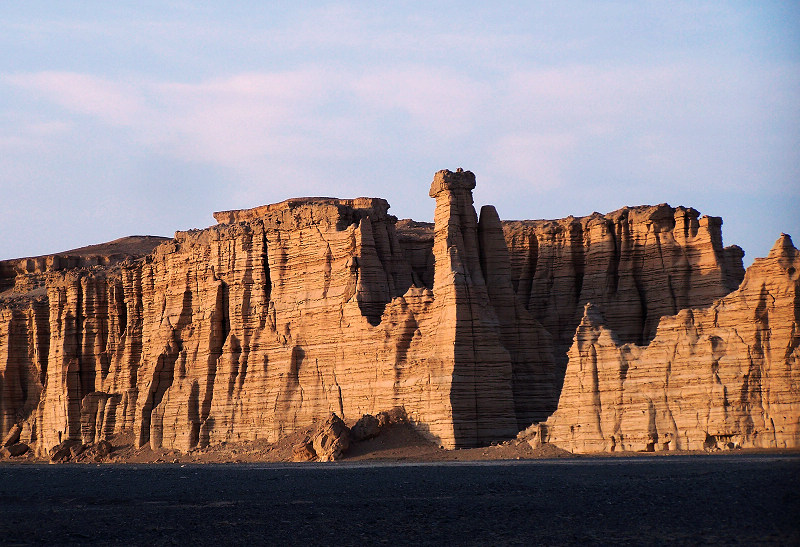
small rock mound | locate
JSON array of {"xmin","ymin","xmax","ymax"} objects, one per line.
[
  {"xmin": 351, "ymin": 407, "xmax": 409, "ymax": 443},
  {"xmin": 0, "ymin": 442, "xmax": 29, "ymax": 459},
  {"xmin": 75, "ymin": 440, "xmax": 113, "ymax": 462},
  {"xmin": 48, "ymin": 439, "xmax": 114, "ymax": 463},
  {"xmin": 292, "ymin": 413, "xmax": 351, "ymax": 462},
  {"xmin": 291, "ymin": 408, "xmax": 409, "ymax": 462},
  {"xmin": 376, "ymin": 406, "xmax": 408, "ymax": 427},
  {"xmin": 49, "ymin": 439, "xmax": 83, "ymax": 463}
]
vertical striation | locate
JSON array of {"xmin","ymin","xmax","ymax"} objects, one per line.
[
  {"xmin": 428, "ymin": 169, "xmax": 516, "ymax": 445},
  {"xmin": 1, "ymin": 173, "xmax": 793, "ymax": 458},
  {"xmin": 0, "ymin": 173, "xmax": 560, "ymax": 454},
  {"xmin": 538, "ymin": 234, "xmax": 800, "ymax": 452},
  {"xmin": 503, "ymin": 205, "xmax": 745, "ymax": 388}
]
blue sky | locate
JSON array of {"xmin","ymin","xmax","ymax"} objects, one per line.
[{"xmin": 1, "ymin": 2, "xmax": 798, "ymax": 265}]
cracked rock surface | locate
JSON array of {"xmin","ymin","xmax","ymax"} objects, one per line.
[
  {"xmin": 537, "ymin": 234, "xmax": 800, "ymax": 453},
  {"xmin": 1, "ymin": 169, "xmax": 795, "ymax": 458},
  {"xmin": 0, "ymin": 170, "xmax": 556, "ymax": 455}
]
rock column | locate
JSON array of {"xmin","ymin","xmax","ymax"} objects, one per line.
[{"xmin": 429, "ymin": 169, "xmax": 518, "ymax": 446}]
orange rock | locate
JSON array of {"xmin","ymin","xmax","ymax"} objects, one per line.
[
  {"xmin": 541, "ymin": 234, "xmax": 800, "ymax": 452},
  {"xmin": 292, "ymin": 437, "xmax": 316, "ymax": 462},
  {"xmin": 2, "ymin": 169, "xmax": 790, "ymax": 460},
  {"xmin": 503, "ymin": 205, "xmax": 745, "ymax": 389},
  {"xmin": 351, "ymin": 414, "xmax": 381, "ymax": 441},
  {"xmin": 0, "ymin": 169, "xmax": 557, "ymax": 454}
]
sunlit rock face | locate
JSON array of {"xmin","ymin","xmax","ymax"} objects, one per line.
[
  {"xmin": 502, "ymin": 205, "xmax": 745, "ymax": 389},
  {"xmin": 3, "ymin": 168, "xmax": 793, "ymax": 458},
  {"xmin": 0, "ymin": 170, "xmax": 557, "ymax": 454},
  {"xmin": 540, "ymin": 234, "xmax": 800, "ymax": 453},
  {"xmin": 394, "ymin": 205, "xmax": 746, "ymax": 390}
]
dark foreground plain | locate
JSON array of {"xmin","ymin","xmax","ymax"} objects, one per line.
[{"xmin": 1, "ymin": 455, "xmax": 798, "ymax": 546}]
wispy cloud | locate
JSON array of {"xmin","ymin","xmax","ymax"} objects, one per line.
[
  {"xmin": 4, "ymin": 58, "xmax": 793, "ymax": 198},
  {"xmin": 5, "ymin": 72, "xmax": 146, "ymax": 126}
]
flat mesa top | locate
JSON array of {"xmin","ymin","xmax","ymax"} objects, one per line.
[{"xmin": 213, "ymin": 197, "xmax": 390, "ymax": 225}]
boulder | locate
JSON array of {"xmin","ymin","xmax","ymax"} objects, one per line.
[
  {"xmin": 311, "ymin": 414, "xmax": 351, "ymax": 462},
  {"xmin": 351, "ymin": 414, "xmax": 381, "ymax": 442},
  {"xmin": 49, "ymin": 439, "xmax": 83, "ymax": 463},
  {"xmin": 0, "ymin": 442, "xmax": 29, "ymax": 458},
  {"xmin": 376, "ymin": 407, "xmax": 408, "ymax": 428},
  {"xmin": 292, "ymin": 437, "xmax": 316, "ymax": 462},
  {"xmin": 70, "ymin": 443, "xmax": 86, "ymax": 459},
  {"xmin": 2, "ymin": 424, "xmax": 22, "ymax": 447}
]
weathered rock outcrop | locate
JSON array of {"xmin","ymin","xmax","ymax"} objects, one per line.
[
  {"xmin": 395, "ymin": 206, "xmax": 745, "ymax": 390},
  {"xmin": 504, "ymin": 206, "xmax": 745, "ymax": 388},
  {"xmin": 537, "ymin": 234, "xmax": 800, "ymax": 452},
  {"xmin": 427, "ymin": 169, "xmax": 556, "ymax": 441},
  {"xmin": 311, "ymin": 413, "xmax": 351, "ymax": 462},
  {"xmin": 0, "ymin": 169, "xmax": 556, "ymax": 454},
  {"xmin": 3, "ymin": 169, "xmax": 793, "ymax": 458},
  {"xmin": 0, "ymin": 442, "xmax": 29, "ymax": 458},
  {"xmin": 0, "ymin": 236, "xmax": 169, "ymax": 293}
]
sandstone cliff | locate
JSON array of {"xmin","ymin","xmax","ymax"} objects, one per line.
[
  {"xmin": 503, "ymin": 206, "xmax": 745, "ymax": 388},
  {"xmin": 0, "ymin": 170, "xmax": 555, "ymax": 454},
  {"xmin": 536, "ymin": 234, "xmax": 800, "ymax": 452},
  {"xmin": 396, "ymin": 206, "xmax": 746, "ymax": 389},
  {"xmin": 3, "ymin": 170, "xmax": 792, "ymax": 458},
  {"xmin": 0, "ymin": 236, "xmax": 170, "ymax": 293}
]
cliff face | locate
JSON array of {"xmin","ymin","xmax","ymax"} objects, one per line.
[
  {"xmin": 428, "ymin": 170, "xmax": 555, "ymax": 441},
  {"xmin": 538, "ymin": 234, "xmax": 800, "ymax": 452},
  {"xmin": 3, "ymin": 171, "xmax": 793, "ymax": 458},
  {"xmin": 503, "ymin": 206, "xmax": 745, "ymax": 390},
  {"xmin": 396, "ymin": 205, "xmax": 746, "ymax": 388},
  {"xmin": 0, "ymin": 170, "xmax": 556, "ymax": 454}
]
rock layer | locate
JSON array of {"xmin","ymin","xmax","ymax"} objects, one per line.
[
  {"xmin": 395, "ymin": 205, "xmax": 746, "ymax": 388},
  {"xmin": 2, "ymin": 170, "xmax": 793, "ymax": 457},
  {"xmin": 0, "ymin": 170, "xmax": 555, "ymax": 454},
  {"xmin": 503, "ymin": 205, "xmax": 745, "ymax": 388},
  {"xmin": 538, "ymin": 234, "xmax": 800, "ymax": 452},
  {"xmin": 0, "ymin": 236, "xmax": 169, "ymax": 294}
]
